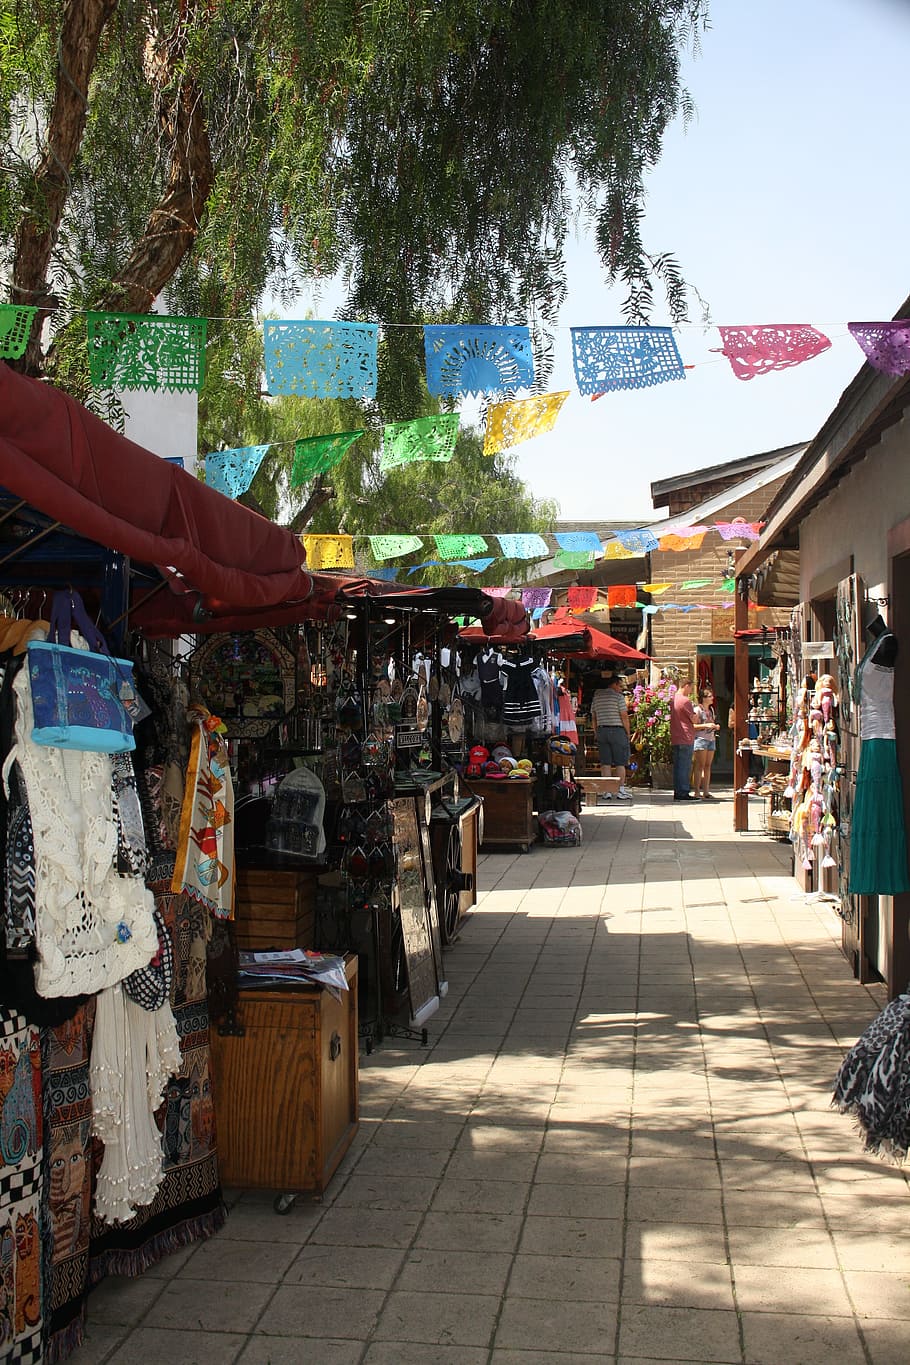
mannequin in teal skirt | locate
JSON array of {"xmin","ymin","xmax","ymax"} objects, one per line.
[{"xmin": 849, "ymin": 614, "xmax": 910, "ymax": 894}]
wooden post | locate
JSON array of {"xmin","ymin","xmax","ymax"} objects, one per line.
[{"xmin": 733, "ymin": 573, "xmax": 750, "ymax": 831}]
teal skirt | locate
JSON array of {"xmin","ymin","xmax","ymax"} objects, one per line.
[{"xmin": 849, "ymin": 738, "xmax": 910, "ymax": 895}]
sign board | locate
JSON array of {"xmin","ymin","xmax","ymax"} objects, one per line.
[
  {"xmin": 802, "ymin": 641, "xmax": 834, "ymax": 660},
  {"xmin": 395, "ymin": 727, "xmax": 427, "ymax": 749}
]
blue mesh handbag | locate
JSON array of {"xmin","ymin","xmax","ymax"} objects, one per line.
[{"xmin": 27, "ymin": 591, "xmax": 137, "ymax": 753}]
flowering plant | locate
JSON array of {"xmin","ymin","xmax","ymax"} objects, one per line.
[{"xmin": 628, "ymin": 679, "xmax": 674, "ymax": 765}]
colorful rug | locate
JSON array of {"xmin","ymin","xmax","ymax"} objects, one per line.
[{"xmin": 0, "ymin": 1008, "xmax": 43, "ymax": 1364}]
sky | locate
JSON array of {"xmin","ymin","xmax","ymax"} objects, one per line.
[{"xmin": 295, "ymin": 0, "xmax": 910, "ymax": 525}]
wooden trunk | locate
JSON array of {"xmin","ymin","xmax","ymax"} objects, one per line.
[
  {"xmin": 234, "ymin": 866, "xmax": 317, "ymax": 951},
  {"xmin": 210, "ymin": 955, "xmax": 359, "ymax": 1196},
  {"xmin": 461, "ymin": 777, "xmax": 535, "ymax": 853}
]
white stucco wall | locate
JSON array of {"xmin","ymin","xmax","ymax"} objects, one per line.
[
  {"xmin": 119, "ymin": 389, "xmax": 198, "ymax": 475},
  {"xmin": 799, "ymin": 410, "xmax": 910, "ymax": 606}
]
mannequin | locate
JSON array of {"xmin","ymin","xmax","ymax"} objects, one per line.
[{"xmin": 848, "ymin": 609, "xmax": 910, "ymax": 895}]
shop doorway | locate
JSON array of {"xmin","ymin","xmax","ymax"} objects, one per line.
[{"xmin": 695, "ymin": 643, "xmax": 773, "ymax": 780}]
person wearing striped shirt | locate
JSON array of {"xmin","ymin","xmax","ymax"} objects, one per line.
[{"xmin": 590, "ymin": 674, "xmax": 632, "ymax": 801}]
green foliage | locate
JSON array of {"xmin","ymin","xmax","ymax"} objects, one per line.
[{"xmin": 2, "ymin": 0, "xmax": 708, "ymax": 401}]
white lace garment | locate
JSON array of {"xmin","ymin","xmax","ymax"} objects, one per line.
[{"xmin": 5, "ymin": 637, "xmax": 158, "ymax": 996}]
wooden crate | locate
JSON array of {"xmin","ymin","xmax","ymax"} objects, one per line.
[
  {"xmin": 234, "ymin": 866, "xmax": 317, "ymax": 951},
  {"xmin": 460, "ymin": 776, "xmax": 535, "ymax": 853},
  {"xmin": 210, "ymin": 955, "xmax": 359, "ymax": 1196}
]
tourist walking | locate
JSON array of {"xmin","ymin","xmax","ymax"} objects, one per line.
[{"xmin": 590, "ymin": 673, "xmax": 632, "ymax": 801}]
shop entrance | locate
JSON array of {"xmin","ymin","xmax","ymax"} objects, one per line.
[{"xmin": 695, "ymin": 643, "xmax": 773, "ymax": 780}]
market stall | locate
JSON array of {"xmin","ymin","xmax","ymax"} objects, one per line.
[
  {"xmin": 0, "ymin": 360, "xmax": 512, "ymax": 1360},
  {"xmin": 458, "ymin": 611, "xmax": 648, "ymax": 846}
]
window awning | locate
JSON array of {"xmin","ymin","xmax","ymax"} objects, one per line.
[{"xmin": 0, "ymin": 362, "xmax": 316, "ymax": 631}]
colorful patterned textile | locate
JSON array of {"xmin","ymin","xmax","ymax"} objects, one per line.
[
  {"xmin": 44, "ymin": 1001, "xmax": 95, "ymax": 1361},
  {"xmin": 291, "ymin": 431, "xmax": 364, "ymax": 487},
  {"xmin": 0, "ymin": 1009, "xmax": 43, "ymax": 1365},
  {"xmin": 641, "ymin": 583, "xmax": 671, "ymax": 595},
  {"xmin": 301, "ymin": 534, "xmax": 355, "ymax": 570},
  {"xmin": 86, "ymin": 313, "xmax": 207, "ymax": 393},
  {"xmin": 848, "ymin": 320, "xmax": 910, "ymax": 376},
  {"xmin": 481, "ymin": 587, "xmax": 513, "ymax": 598},
  {"xmin": 720, "ymin": 578, "xmax": 736, "ymax": 592},
  {"xmin": 483, "ymin": 391, "xmax": 569, "ymax": 455},
  {"xmin": 433, "ymin": 535, "xmax": 488, "ymax": 561},
  {"xmin": 554, "ymin": 532, "xmax": 602, "ymax": 555},
  {"xmin": 495, "ymin": 534, "xmax": 549, "ymax": 560},
  {"xmin": 615, "ymin": 528, "xmax": 659, "ymax": 554},
  {"xmin": 680, "ymin": 579, "xmax": 712, "ymax": 590},
  {"xmin": 658, "ymin": 529, "xmax": 707, "ymax": 552},
  {"xmin": 171, "ymin": 708, "xmax": 234, "ymax": 920},
  {"xmin": 607, "ymin": 585, "xmax": 637, "ymax": 608},
  {"xmin": 205, "ymin": 445, "xmax": 270, "ymax": 499},
  {"xmin": 521, "ymin": 588, "xmax": 551, "ymax": 610},
  {"xmin": 714, "ymin": 518, "xmax": 761, "ymax": 541},
  {"xmin": 263, "ymin": 320, "xmax": 378, "ymax": 399},
  {"xmin": 0, "ymin": 306, "xmax": 37, "ymax": 362},
  {"xmin": 368, "ymin": 566, "xmax": 400, "ymax": 581},
  {"xmin": 567, "ymin": 586, "xmax": 597, "ymax": 611},
  {"xmin": 716, "ymin": 324, "xmax": 831, "ymax": 380},
  {"xmin": 602, "ymin": 540, "xmax": 638, "ymax": 561},
  {"xmin": 424, "ymin": 325, "xmax": 534, "ymax": 398},
  {"xmin": 380, "ymin": 414, "xmax": 459, "ymax": 470},
  {"xmin": 369, "ymin": 535, "xmax": 424, "ymax": 561},
  {"xmin": 554, "ymin": 551, "xmax": 596, "ymax": 570},
  {"xmin": 571, "ymin": 326, "xmax": 685, "ymax": 395}
]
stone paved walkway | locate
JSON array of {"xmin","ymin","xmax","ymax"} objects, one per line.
[{"xmin": 70, "ymin": 792, "xmax": 910, "ymax": 1364}]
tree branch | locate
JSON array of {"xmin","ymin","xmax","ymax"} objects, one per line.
[
  {"xmin": 289, "ymin": 477, "xmax": 335, "ymax": 535},
  {"xmin": 11, "ymin": 0, "xmax": 119, "ymax": 371}
]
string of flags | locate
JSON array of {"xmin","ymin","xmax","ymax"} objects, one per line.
[
  {"xmin": 8, "ymin": 306, "xmax": 908, "ymax": 393},
  {"xmin": 288, "ymin": 518, "xmax": 763, "ymax": 579}
]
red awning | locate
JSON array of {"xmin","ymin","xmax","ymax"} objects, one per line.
[
  {"xmin": 0, "ymin": 362, "xmax": 315, "ymax": 627},
  {"xmin": 460, "ymin": 611, "xmax": 648, "ymax": 661}
]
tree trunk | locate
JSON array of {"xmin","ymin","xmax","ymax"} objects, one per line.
[
  {"xmin": 96, "ymin": 10, "xmax": 214, "ymax": 315},
  {"xmin": 289, "ymin": 478, "xmax": 336, "ymax": 535},
  {"xmin": 11, "ymin": 0, "xmax": 119, "ymax": 372}
]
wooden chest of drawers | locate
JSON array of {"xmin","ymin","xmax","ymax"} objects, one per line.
[
  {"xmin": 210, "ymin": 955, "xmax": 358, "ymax": 1196},
  {"xmin": 234, "ymin": 866, "xmax": 317, "ymax": 951}
]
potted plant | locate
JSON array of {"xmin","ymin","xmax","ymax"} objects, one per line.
[{"xmin": 628, "ymin": 678, "xmax": 674, "ymax": 788}]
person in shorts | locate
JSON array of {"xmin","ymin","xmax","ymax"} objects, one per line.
[
  {"xmin": 692, "ymin": 687, "xmax": 720, "ymax": 799},
  {"xmin": 590, "ymin": 673, "xmax": 632, "ymax": 801}
]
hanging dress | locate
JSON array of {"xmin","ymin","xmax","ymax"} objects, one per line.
[
  {"xmin": 501, "ymin": 657, "xmax": 542, "ymax": 729},
  {"xmin": 848, "ymin": 631, "xmax": 910, "ymax": 895}
]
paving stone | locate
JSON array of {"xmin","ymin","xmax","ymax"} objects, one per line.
[
  {"xmin": 373, "ymin": 1290, "xmax": 500, "ymax": 1346},
  {"xmin": 740, "ymin": 1310, "xmax": 867, "ymax": 1364}
]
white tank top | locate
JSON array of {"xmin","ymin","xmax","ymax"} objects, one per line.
[{"xmin": 857, "ymin": 634, "xmax": 896, "ymax": 741}]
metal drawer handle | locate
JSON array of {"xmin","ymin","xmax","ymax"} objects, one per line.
[{"xmin": 329, "ymin": 1031, "xmax": 342, "ymax": 1061}]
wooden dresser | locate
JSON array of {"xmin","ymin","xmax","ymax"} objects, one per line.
[
  {"xmin": 233, "ymin": 866, "xmax": 317, "ymax": 951},
  {"xmin": 210, "ymin": 955, "xmax": 358, "ymax": 1198}
]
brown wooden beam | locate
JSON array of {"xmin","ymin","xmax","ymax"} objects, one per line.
[{"xmin": 733, "ymin": 573, "xmax": 750, "ymax": 831}]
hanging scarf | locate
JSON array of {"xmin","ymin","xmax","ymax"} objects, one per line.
[
  {"xmin": 91, "ymin": 983, "xmax": 181, "ymax": 1223},
  {"xmin": 833, "ymin": 992, "xmax": 910, "ymax": 1161},
  {"xmin": 171, "ymin": 707, "xmax": 235, "ymax": 919}
]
